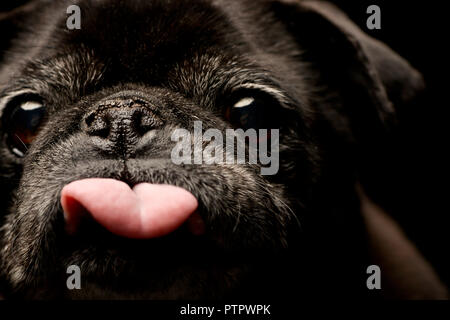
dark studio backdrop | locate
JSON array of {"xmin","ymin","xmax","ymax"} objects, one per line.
[
  {"xmin": 0, "ymin": 0, "xmax": 448, "ymax": 289},
  {"xmin": 328, "ymin": 0, "xmax": 449, "ymax": 286}
]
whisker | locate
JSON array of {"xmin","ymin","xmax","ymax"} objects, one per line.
[{"xmin": 14, "ymin": 134, "xmax": 29, "ymax": 151}]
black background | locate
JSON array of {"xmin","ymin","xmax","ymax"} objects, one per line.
[{"xmin": 329, "ymin": 0, "xmax": 449, "ymax": 285}]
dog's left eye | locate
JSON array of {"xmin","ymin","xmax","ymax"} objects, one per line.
[
  {"xmin": 224, "ymin": 94, "xmax": 273, "ymax": 130},
  {"xmin": 3, "ymin": 98, "xmax": 46, "ymax": 157}
]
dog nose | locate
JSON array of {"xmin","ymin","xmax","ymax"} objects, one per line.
[{"xmin": 82, "ymin": 98, "xmax": 161, "ymax": 140}]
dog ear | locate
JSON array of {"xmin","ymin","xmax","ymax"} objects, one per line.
[{"xmin": 271, "ymin": 0, "xmax": 424, "ymax": 146}]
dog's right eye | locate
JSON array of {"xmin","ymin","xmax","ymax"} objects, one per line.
[{"xmin": 3, "ymin": 97, "xmax": 46, "ymax": 157}]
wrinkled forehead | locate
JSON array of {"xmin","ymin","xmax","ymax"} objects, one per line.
[
  {"xmin": 63, "ymin": 0, "xmax": 237, "ymax": 71},
  {"xmin": 2, "ymin": 0, "xmax": 301, "ymax": 116},
  {"xmin": 1, "ymin": 0, "xmax": 261, "ymax": 105}
]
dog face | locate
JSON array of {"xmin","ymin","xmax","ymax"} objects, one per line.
[{"xmin": 0, "ymin": 0, "xmax": 423, "ymax": 299}]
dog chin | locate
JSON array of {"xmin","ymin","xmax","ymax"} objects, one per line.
[
  {"xmin": 52, "ymin": 235, "xmax": 248, "ymax": 300},
  {"xmin": 62, "ymin": 263, "xmax": 246, "ymax": 300},
  {"xmin": 19, "ymin": 253, "xmax": 246, "ymax": 300}
]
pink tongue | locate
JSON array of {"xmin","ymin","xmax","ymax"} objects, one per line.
[{"xmin": 61, "ymin": 178, "xmax": 199, "ymax": 239}]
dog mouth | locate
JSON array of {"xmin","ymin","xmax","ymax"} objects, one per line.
[
  {"xmin": 61, "ymin": 178, "xmax": 206, "ymax": 239},
  {"xmin": 54, "ymin": 176, "xmax": 262, "ymax": 300},
  {"xmin": 58, "ymin": 178, "xmax": 222, "ymax": 291}
]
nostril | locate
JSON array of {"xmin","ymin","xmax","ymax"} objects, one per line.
[
  {"xmin": 84, "ymin": 112, "xmax": 96, "ymax": 127},
  {"xmin": 132, "ymin": 108, "xmax": 161, "ymax": 136},
  {"xmin": 131, "ymin": 109, "xmax": 145, "ymax": 135},
  {"xmin": 83, "ymin": 111, "xmax": 110, "ymax": 138}
]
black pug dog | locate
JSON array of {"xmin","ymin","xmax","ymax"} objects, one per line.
[{"xmin": 0, "ymin": 0, "xmax": 427, "ymax": 299}]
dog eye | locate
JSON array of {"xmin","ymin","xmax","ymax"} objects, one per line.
[
  {"xmin": 224, "ymin": 95, "xmax": 273, "ymax": 130},
  {"xmin": 3, "ymin": 98, "xmax": 46, "ymax": 157}
]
